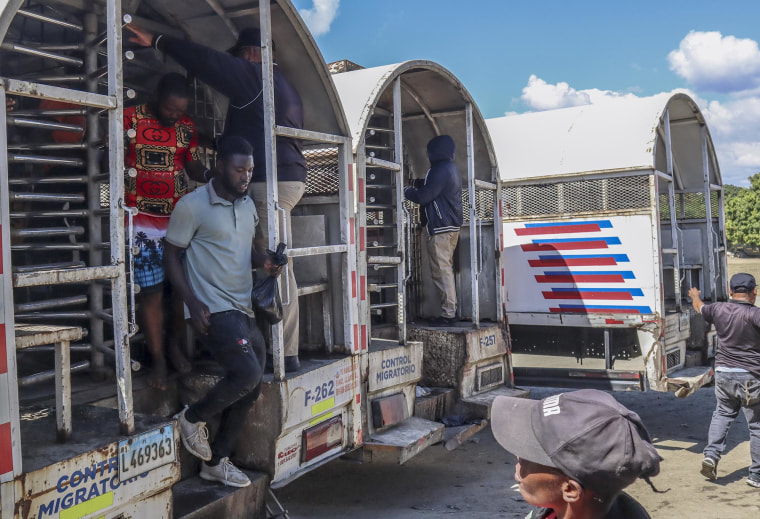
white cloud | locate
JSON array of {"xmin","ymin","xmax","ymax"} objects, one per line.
[
  {"xmin": 700, "ymin": 97, "xmax": 760, "ymax": 184},
  {"xmin": 520, "ymin": 74, "xmax": 640, "ymax": 111},
  {"xmin": 299, "ymin": 0, "xmax": 340, "ymax": 37},
  {"xmin": 668, "ymin": 31, "xmax": 760, "ymax": 93}
]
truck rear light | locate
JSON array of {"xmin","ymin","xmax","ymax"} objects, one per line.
[
  {"xmin": 371, "ymin": 393, "xmax": 407, "ymax": 429},
  {"xmin": 302, "ymin": 416, "xmax": 343, "ymax": 463}
]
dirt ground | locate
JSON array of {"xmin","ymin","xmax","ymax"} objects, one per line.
[
  {"xmin": 727, "ymin": 256, "xmax": 760, "ymax": 281},
  {"xmin": 278, "ymin": 386, "xmax": 760, "ymax": 519}
]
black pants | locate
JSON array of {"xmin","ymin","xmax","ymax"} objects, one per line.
[{"xmin": 188, "ymin": 310, "xmax": 266, "ymax": 460}]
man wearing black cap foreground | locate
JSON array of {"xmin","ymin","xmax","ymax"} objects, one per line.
[
  {"xmin": 689, "ymin": 273, "xmax": 760, "ymax": 488},
  {"xmin": 492, "ymin": 389, "xmax": 661, "ymax": 519},
  {"xmin": 127, "ymin": 23, "xmax": 307, "ymax": 373}
]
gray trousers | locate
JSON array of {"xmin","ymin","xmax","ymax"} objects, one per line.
[
  {"xmin": 427, "ymin": 230, "xmax": 459, "ymax": 319},
  {"xmin": 252, "ymin": 181, "xmax": 305, "ymax": 357},
  {"xmin": 704, "ymin": 371, "xmax": 760, "ymax": 475}
]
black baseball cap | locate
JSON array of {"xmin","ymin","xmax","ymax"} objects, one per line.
[
  {"xmin": 730, "ymin": 272, "xmax": 756, "ymax": 293},
  {"xmin": 227, "ymin": 27, "xmax": 262, "ymax": 54},
  {"xmin": 492, "ymin": 389, "xmax": 661, "ymax": 498}
]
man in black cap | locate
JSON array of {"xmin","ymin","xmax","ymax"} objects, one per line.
[
  {"xmin": 689, "ymin": 273, "xmax": 760, "ymax": 488},
  {"xmin": 127, "ymin": 23, "xmax": 306, "ymax": 372},
  {"xmin": 492, "ymin": 389, "xmax": 661, "ymax": 519}
]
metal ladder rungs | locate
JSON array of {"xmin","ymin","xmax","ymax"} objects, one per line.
[
  {"xmin": 368, "ymin": 283, "xmax": 398, "ymax": 292},
  {"xmin": 367, "ymin": 256, "xmax": 402, "ymax": 265},
  {"xmin": 370, "ymin": 302, "xmax": 398, "ymax": 310}
]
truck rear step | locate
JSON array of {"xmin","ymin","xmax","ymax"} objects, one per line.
[
  {"xmin": 172, "ymin": 471, "xmax": 269, "ymax": 519},
  {"xmin": 459, "ymin": 386, "xmax": 530, "ymax": 419},
  {"xmin": 363, "ymin": 416, "xmax": 444, "ymax": 464}
]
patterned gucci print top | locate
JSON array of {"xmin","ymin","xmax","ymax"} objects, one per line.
[{"xmin": 123, "ymin": 103, "xmax": 201, "ymax": 216}]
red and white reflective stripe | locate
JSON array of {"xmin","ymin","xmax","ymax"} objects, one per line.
[
  {"xmin": 0, "ymin": 380, "xmax": 12, "ymax": 476},
  {"xmin": 0, "ymin": 323, "xmax": 12, "ymax": 477}
]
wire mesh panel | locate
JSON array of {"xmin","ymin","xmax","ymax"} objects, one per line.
[
  {"xmin": 502, "ymin": 175, "xmax": 651, "ymax": 219},
  {"xmin": 462, "ymin": 188, "xmax": 496, "ymax": 222},
  {"xmin": 304, "ymin": 146, "xmax": 340, "ymax": 195},
  {"xmin": 660, "ymin": 191, "xmax": 720, "ymax": 221}
]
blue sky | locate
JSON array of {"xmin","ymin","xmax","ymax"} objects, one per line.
[{"xmin": 292, "ymin": 0, "xmax": 760, "ymax": 186}]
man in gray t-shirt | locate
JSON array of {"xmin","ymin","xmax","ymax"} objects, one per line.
[
  {"xmin": 689, "ymin": 273, "xmax": 760, "ymax": 489},
  {"xmin": 164, "ymin": 136, "xmax": 281, "ymax": 488}
]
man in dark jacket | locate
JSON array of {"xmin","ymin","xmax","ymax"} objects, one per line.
[
  {"xmin": 127, "ymin": 24, "xmax": 305, "ymax": 372},
  {"xmin": 492, "ymin": 390, "xmax": 661, "ymax": 519},
  {"xmin": 404, "ymin": 135, "xmax": 463, "ymax": 326},
  {"xmin": 689, "ymin": 273, "xmax": 760, "ymax": 488}
]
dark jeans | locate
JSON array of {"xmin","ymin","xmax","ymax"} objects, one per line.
[
  {"xmin": 188, "ymin": 310, "xmax": 265, "ymax": 460},
  {"xmin": 704, "ymin": 371, "xmax": 760, "ymax": 475}
]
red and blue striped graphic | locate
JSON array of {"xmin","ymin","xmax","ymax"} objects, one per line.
[{"xmin": 515, "ymin": 219, "xmax": 651, "ymax": 314}]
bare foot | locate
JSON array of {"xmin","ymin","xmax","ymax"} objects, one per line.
[
  {"xmin": 167, "ymin": 340, "xmax": 192, "ymax": 374},
  {"xmin": 147, "ymin": 362, "xmax": 168, "ymax": 391}
]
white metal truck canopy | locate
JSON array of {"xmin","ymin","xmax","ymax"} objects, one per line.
[
  {"xmin": 0, "ymin": 0, "xmax": 349, "ymax": 138},
  {"xmin": 332, "ymin": 61, "xmax": 497, "ymax": 181},
  {"xmin": 487, "ymin": 92, "xmax": 722, "ymax": 189}
]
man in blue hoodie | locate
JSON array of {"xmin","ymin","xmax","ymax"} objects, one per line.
[{"xmin": 404, "ymin": 135, "xmax": 463, "ymax": 326}]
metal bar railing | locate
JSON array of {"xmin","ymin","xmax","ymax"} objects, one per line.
[
  {"xmin": 9, "ymin": 143, "xmax": 89, "ymax": 151},
  {"xmin": 0, "ymin": 42, "xmax": 84, "ymax": 67},
  {"xmin": 6, "ymin": 115, "xmax": 83, "ymax": 132},
  {"xmin": 16, "ymin": 9, "xmax": 83, "ymax": 31},
  {"xmin": 14, "ymin": 295, "xmax": 88, "ymax": 313},
  {"xmin": 9, "ymin": 192, "xmax": 85, "ymax": 202},
  {"xmin": 1, "ymin": 78, "xmax": 115, "ymax": 109},
  {"xmin": 19, "ymin": 361, "xmax": 89, "ymax": 388},
  {"xmin": 13, "ymin": 261, "xmax": 86, "ymax": 273},
  {"xmin": 13, "ymin": 265, "xmax": 121, "ymax": 288},
  {"xmin": 11, "ymin": 210, "xmax": 90, "ymax": 218},
  {"xmin": 11, "ymin": 227, "xmax": 85, "ymax": 238},
  {"xmin": 8, "ymin": 155, "xmax": 84, "ymax": 167}
]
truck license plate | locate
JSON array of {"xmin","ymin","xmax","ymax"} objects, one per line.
[{"xmin": 118, "ymin": 424, "xmax": 175, "ymax": 480}]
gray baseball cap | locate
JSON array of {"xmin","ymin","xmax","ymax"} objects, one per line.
[{"xmin": 492, "ymin": 389, "xmax": 661, "ymax": 498}]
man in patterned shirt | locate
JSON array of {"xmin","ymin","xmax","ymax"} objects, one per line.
[{"xmin": 124, "ymin": 72, "xmax": 207, "ymax": 389}]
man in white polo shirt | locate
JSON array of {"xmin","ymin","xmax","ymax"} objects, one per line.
[
  {"xmin": 689, "ymin": 273, "xmax": 760, "ymax": 488},
  {"xmin": 164, "ymin": 136, "xmax": 281, "ymax": 487}
]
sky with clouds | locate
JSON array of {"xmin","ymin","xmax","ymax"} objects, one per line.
[{"xmin": 291, "ymin": 0, "xmax": 760, "ymax": 186}]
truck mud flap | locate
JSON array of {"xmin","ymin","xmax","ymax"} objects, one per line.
[
  {"xmin": 363, "ymin": 416, "xmax": 444, "ymax": 464},
  {"xmin": 666, "ymin": 366, "xmax": 715, "ymax": 398}
]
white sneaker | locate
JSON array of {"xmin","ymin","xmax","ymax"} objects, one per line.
[
  {"xmin": 174, "ymin": 407, "xmax": 212, "ymax": 461},
  {"xmin": 200, "ymin": 457, "xmax": 251, "ymax": 487}
]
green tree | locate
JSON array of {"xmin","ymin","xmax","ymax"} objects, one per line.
[{"xmin": 725, "ymin": 173, "xmax": 760, "ymax": 246}]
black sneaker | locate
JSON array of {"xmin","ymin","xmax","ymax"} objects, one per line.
[
  {"xmin": 284, "ymin": 356, "xmax": 300, "ymax": 372},
  {"xmin": 747, "ymin": 472, "xmax": 760, "ymax": 488},
  {"xmin": 701, "ymin": 457, "xmax": 718, "ymax": 480},
  {"xmin": 430, "ymin": 316, "xmax": 457, "ymax": 327}
]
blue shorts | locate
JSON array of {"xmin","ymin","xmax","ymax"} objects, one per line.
[{"xmin": 133, "ymin": 235, "xmax": 165, "ymax": 291}]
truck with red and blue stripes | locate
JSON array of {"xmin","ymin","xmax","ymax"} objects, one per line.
[{"xmin": 488, "ymin": 93, "xmax": 723, "ymax": 396}]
